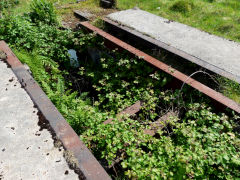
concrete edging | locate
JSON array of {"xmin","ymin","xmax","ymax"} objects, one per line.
[{"xmin": 0, "ymin": 41, "xmax": 111, "ymax": 180}]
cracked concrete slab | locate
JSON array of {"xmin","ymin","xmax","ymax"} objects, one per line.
[
  {"xmin": 107, "ymin": 9, "xmax": 240, "ymax": 82},
  {"xmin": 0, "ymin": 59, "xmax": 79, "ymax": 180}
]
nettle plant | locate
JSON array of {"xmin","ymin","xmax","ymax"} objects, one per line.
[{"xmin": 29, "ymin": 0, "xmax": 58, "ymax": 25}]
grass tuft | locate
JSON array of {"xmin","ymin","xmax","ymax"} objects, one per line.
[
  {"xmin": 217, "ymin": 23, "xmax": 234, "ymax": 33},
  {"xmin": 170, "ymin": 0, "xmax": 195, "ymax": 14}
]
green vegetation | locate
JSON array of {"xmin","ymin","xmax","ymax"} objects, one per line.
[
  {"xmin": 0, "ymin": 0, "xmax": 19, "ymax": 11},
  {"xmin": 6, "ymin": 0, "xmax": 111, "ymax": 21},
  {"xmin": 218, "ymin": 77, "xmax": 240, "ymax": 104},
  {"xmin": 29, "ymin": 0, "xmax": 58, "ymax": 25},
  {"xmin": 169, "ymin": 0, "xmax": 195, "ymax": 14},
  {"xmin": 79, "ymin": 52, "xmax": 171, "ymax": 113},
  {"xmin": 1, "ymin": 0, "xmax": 240, "ymax": 179}
]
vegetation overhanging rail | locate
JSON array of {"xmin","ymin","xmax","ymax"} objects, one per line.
[{"xmin": 79, "ymin": 21, "xmax": 240, "ymax": 114}]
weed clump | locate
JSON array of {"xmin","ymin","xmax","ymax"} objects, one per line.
[
  {"xmin": 217, "ymin": 23, "xmax": 234, "ymax": 33},
  {"xmin": 170, "ymin": 0, "xmax": 195, "ymax": 14},
  {"xmin": 0, "ymin": 0, "xmax": 19, "ymax": 11},
  {"xmin": 29, "ymin": 0, "xmax": 58, "ymax": 25}
]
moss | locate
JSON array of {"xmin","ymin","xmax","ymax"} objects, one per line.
[{"xmin": 0, "ymin": 50, "xmax": 7, "ymax": 60}]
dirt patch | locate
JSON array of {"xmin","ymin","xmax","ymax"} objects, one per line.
[{"xmin": 58, "ymin": 2, "xmax": 117, "ymax": 29}]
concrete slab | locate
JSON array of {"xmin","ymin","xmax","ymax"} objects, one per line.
[
  {"xmin": 107, "ymin": 9, "xmax": 240, "ymax": 83},
  {"xmin": 0, "ymin": 60, "xmax": 79, "ymax": 179}
]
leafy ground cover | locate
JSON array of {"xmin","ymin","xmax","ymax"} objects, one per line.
[{"xmin": 1, "ymin": 0, "xmax": 240, "ymax": 179}]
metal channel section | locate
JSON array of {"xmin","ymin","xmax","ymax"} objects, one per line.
[
  {"xmin": 74, "ymin": 10, "xmax": 94, "ymax": 21},
  {"xmin": 103, "ymin": 18, "xmax": 240, "ymax": 84},
  {"xmin": 103, "ymin": 101, "xmax": 142, "ymax": 124},
  {"xmin": 103, "ymin": 101, "xmax": 176, "ymax": 137},
  {"xmin": 79, "ymin": 21, "xmax": 240, "ymax": 114},
  {"xmin": 0, "ymin": 41, "xmax": 111, "ymax": 180}
]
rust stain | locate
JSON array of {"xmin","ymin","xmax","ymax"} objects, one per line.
[{"xmin": 103, "ymin": 101, "xmax": 142, "ymax": 124}]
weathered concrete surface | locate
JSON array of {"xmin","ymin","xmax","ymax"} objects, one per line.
[
  {"xmin": 107, "ymin": 9, "xmax": 240, "ymax": 82},
  {"xmin": 0, "ymin": 60, "xmax": 78, "ymax": 179}
]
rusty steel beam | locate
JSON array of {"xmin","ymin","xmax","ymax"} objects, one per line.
[
  {"xmin": 120, "ymin": 101, "xmax": 141, "ymax": 115},
  {"xmin": 74, "ymin": 10, "xmax": 94, "ymax": 21},
  {"xmin": 144, "ymin": 111, "xmax": 177, "ymax": 136},
  {"xmin": 79, "ymin": 21, "xmax": 240, "ymax": 114},
  {"xmin": 0, "ymin": 41, "xmax": 111, "ymax": 180},
  {"xmin": 103, "ymin": 18, "xmax": 240, "ymax": 84},
  {"xmin": 103, "ymin": 101, "xmax": 142, "ymax": 124}
]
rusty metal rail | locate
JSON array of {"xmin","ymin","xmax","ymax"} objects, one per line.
[
  {"xmin": 104, "ymin": 101, "xmax": 177, "ymax": 137},
  {"xmin": 79, "ymin": 21, "xmax": 240, "ymax": 114},
  {"xmin": 0, "ymin": 41, "xmax": 111, "ymax": 180},
  {"xmin": 143, "ymin": 111, "xmax": 177, "ymax": 136},
  {"xmin": 103, "ymin": 101, "xmax": 141, "ymax": 124},
  {"xmin": 103, "ymin": 18, "xmax": 240, "ymax": 84}
]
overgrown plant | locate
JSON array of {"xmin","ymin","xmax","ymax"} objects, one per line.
[
  {"xmin": 0, "ymin": 14, "xmax": 72, "ymax": 62},
  {"xmin": 170, "ymin": 0, "xmax": 195, "ymax": 14},
  {"xmin": 29, "ymin": 0, "xmax": 58, "ymax": 25},
  {"xmin": 0, "ymin": 0, "xmax": 19, "ymax": 11}
]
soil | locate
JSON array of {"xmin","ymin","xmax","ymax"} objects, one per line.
[{"xmin": 59, "ymin": 3, "xmax": 117, "ymax": 29}]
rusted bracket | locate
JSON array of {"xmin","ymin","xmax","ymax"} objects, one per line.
[
  {"xmin": 0, "ymin": 41, "xmax": 111, "ymax": 180},
  {"xmin": 79, "ymin": 21, "xmax": 240, "ymax": 114},
  {"xmin": 104, "ymin": 100, "xmax": 176, "ymax": 137},
  {"xmin": 103, "ymin": 101, "xmax": 142, "ymax": 124},
  {"xmin": 144, "ymin": 111, "xmax": 177, "ymax": 136},
  {"xmin": 74, "ymin": 10, "xmax": 95, "ymax": 21}
]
